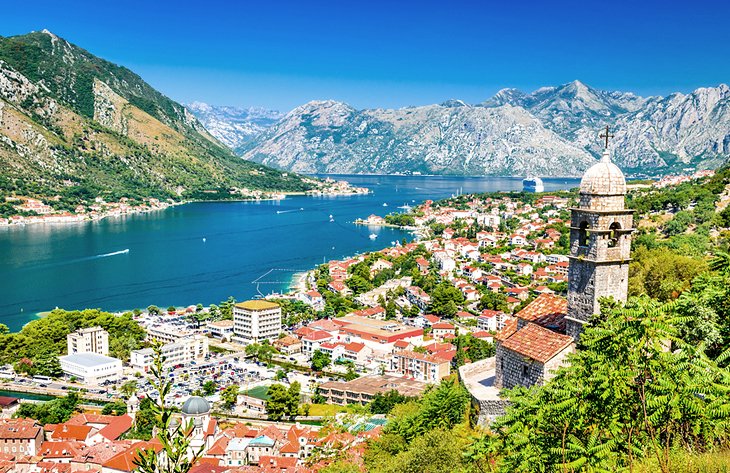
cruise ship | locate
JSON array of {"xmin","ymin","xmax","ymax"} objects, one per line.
[{"xmin": 522, "ymin": 177, "xmax": 544, "ymax": 193}]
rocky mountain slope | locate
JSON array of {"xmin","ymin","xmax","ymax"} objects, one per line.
[
  {"xmin": 185, "ymin": 102, "xmax": 282, "ymax": 154},
  {"xmin": 241, "ymin": 81, "xmax": 730, "ymax": 176},
  {"xmin": 0, "ymin": 30, "xmax": 311, "ymax": 203}
]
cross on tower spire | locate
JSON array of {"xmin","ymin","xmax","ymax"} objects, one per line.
[{"xmin": 600, "ymin": 125, "xmax": 614, "ymax": 149}]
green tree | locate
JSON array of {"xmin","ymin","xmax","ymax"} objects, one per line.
[
  {"xmin": 265, "ymin": 383, "xmax": 289, "ymax": 421},
  {"xmin": 429, "ymin": 282, "xmax": 464, "ymax": 317},
  {"xmin": 102, "ymin": 400, "xmax": 128, "ymax": 416},
  {"xmin": 311, "ymin": 349, "xmax": 331, "ymax": 371},
  {"xmin": 285, "ymin": 381, "xmax": 301, "ymax": 420},
  {"xmin": 369, "ymin": 390, "xmax": 413, "ymax": 415},
  {"xmin": 477, "ymin": 291, "xmax": 508, "ymax": 312},
  {"xmin": 482, "ymin": 296, "xmax": 730, "ymax": 472},
  {"xmin": 245, "ymin": 342, "xmax": 278, "ymax": 364},
  {"xmin": 120, "ymin": 380, "xmax": 138, "ymax": 399},
  {"xmin": 220, "ymin": 385, "xmax": 239, "ymax": 410},
  {"xmin": 219, "ymin": 296, "xmax": 236, "ymax": 320},
  {"xmin": 202, "ymin": 380, "xmax": 217, "ymax": 396},
  {"xmin": 14, "ymin": 392, "xmax": 80, "ymax": 424}
]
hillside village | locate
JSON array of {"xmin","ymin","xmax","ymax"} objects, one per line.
[{"xmin": 1, "ymin": 161, "xmax": 729, "ymax": 472}]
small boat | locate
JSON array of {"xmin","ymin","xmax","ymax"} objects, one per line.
[
  {"xmin": 329, "ymin": 215, "xmax": 334, "ymax": 222},
  {"xmin": 382, "ymin": 203, "xmax": 388, "ymax": 207},
  {"xmin": 369, "ymin": 234, "xmax": 378, "ymax": 240},
  {"xmin": 202, "ymin": 238, "xmax": 206, "ymax": 243}
]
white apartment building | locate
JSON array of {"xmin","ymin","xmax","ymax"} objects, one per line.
[
  {"xmin": 232, "ymin": 300, "xmax": 281, "ymax": 345},
  {"xmin": 59, "ymin": 353, "xmax": 122, "ymax": 384},
  {"xmin": 130, "ymin": 335, "xmax": 209, "ymax": 372},
  {"xmin": 67, "ymin": 326, "xmax": 109, "ymax": 356},
  {"xmin": 146, "ymin": 324, "xmax": 196, "ymax": 344}
]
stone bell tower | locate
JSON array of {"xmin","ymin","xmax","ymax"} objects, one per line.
[{"xmin": 565, "ymin": 128, "xmax": 634, "ymax": 339}]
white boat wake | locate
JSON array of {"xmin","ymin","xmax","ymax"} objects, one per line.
[{"xmin": 96, "ymin": 249, "xmax": 130, "ymax": 258}]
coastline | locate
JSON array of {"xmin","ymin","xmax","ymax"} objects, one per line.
[{"xmin": 0, "ymin": 188, "xmax": 370, "ymax": 229}]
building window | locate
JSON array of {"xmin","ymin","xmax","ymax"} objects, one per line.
[
  {"xmin": 608, "ymin": 222, "xmax": 621, "ymax": 248},
  {"xmin": 578, "ymin": 221, "xmax": 590, "ymax": 247},
  {"xmin": 522, "ymin": 364, "xmax": 529, "ymax": 377}
]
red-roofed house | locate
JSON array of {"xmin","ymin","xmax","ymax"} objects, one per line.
[
  {"xmin": 301, "ymin": 330, "xmax": 334, "ymax": 355},
  {"xmin": 392, "ymin": 351, "xmax": 450, "ymax": 383},
  {"xmin": 494, "ymin": 294, "xmax": 574, "ymax": 390},
  {"xmin": 343, "ymin": 342, "xmax": 372, "ymax": 366},
  {"xmin": 431, "ymin": 322, "xmax": 455, "ymax": 340},
  {"xmin": 0, "ymin": 419, "xmax": 44, "ymax": 456},
  {"xmin": 50, "ymin": 424, "xmax": 94, "ymax": 444}
]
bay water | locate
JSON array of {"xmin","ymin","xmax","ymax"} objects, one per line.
[{"xmin": 0, "ymin": 175, "xmax": 579, "ymax": 331}]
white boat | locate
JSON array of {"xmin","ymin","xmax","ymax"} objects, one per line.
[
  {"xmin": 382, "ymin": 203, "xmax": 388, "ymax": 207},
  {"xmin": 369, "ymin": 234, "xmax": 378, "ymax": 240},
  {"xmin": 329, "ymin": 214, "xmax": 334, "ymax": 222},
  {"xmin": 523, "ymin": 177, "xmax": 545, "ymax": 193}
]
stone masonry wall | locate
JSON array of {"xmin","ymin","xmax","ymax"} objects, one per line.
[{"xmin": 497, "ymin": 344, "xmax": 546, "ymax": 390}]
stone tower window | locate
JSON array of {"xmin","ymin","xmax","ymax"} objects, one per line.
[
  {"xmin": 608, "ymin": 222, "xmax": 621, "ymax": 248},
  {"xmin": 578, "ymin": 221, "xmax": 590, "ymax": 247}
]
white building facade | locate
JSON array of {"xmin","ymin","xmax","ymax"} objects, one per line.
[
  {"xmin": 59, "ymin": 353, "xmax": 122, "ymax": 384},
  {"xmin": 130, "ymin": 335, "xmax": 209, "ymax": 372},
  {"xmin": 232, "ymin": 301, "xmax": 281, "ymax": 345}
]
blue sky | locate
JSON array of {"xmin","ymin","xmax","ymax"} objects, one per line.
[{"xmin": 3, "ymin": 0, "xmax": 729, "ymax": 111}]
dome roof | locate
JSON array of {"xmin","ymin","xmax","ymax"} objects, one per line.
[
  {"xmin": 580, "ymin": 151, "xmax": 626, "ymax": 195},
  {"xmin": 181, "ymin": 396, "xmax": 210, "ymax": 415}
]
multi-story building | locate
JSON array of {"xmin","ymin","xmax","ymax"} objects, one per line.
[
  {"xmin": 0, "ymin": 419, "xmax": 44, "ymax": 456},
  {"xmin": 318, "ymin": 375, "xmax": 426, "ymax": 405},
  {"xmin": 392, "ymin": 350, "xmax": 451, "ymax": 383},
  {"xmin": 67, "ymin": 326, "xmax": 109, "ymax": 356},
  {"xmin": 146, "ymin": 324, "xmax": 196, "ymax": 344},
  {"xmin": 207, "ymin": 319, "xmax": 234, "ymax": 341},
  {"xmin": 130, "ymin": 335, "xmax": 208, "ymax": 372},
  {"xmin": 232, "ymin": 300, "xmax": 281, "ymax": 345}
]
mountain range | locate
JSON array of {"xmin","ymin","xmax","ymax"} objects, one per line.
[
  {"xmin": 234, "ymin": 80, "xmax": 730, "ymax": 176},
  {"xmin": 0, "ymin": 30, "xmax": 310, "ymax": 204},
  {"xmin": 185, "ymin": 102, "xmax": 283, "ymax": 155}
]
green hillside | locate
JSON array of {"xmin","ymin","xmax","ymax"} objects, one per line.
[{"xmin": 0, "ymin": 30, "xmax": 312, "ymax": 208}]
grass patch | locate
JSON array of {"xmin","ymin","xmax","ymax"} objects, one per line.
[
  {"xmin": 307, "ymin": 403, "xmax": 356, "ymax": 417},
  {"xmin": 633, "ymin": 449, "xmax": 730, "ymax": 472},
  {"xmin": 243, "ymin": 385, "xmax": 270, "ymax": 400}
]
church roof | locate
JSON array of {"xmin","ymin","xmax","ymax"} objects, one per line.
[
  {"xmin": 501, "ymin": 323, "xmax": 574, "ymax": 363},
  {"xmin": 182, "ymin": 396, "xmax": 210, "ymax": 415},
  {"xmin": 515, "ymin": 293, "xmax": 568, "ymax": 332},
  {"xmin": 580, "ymin": 150, "xmax": 626, "ymax": 196}
]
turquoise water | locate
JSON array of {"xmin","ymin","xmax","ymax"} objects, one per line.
[
  {"xmin": 0, "ymin": 389, "xmax": 54, "ymax": 401},
  {"xmin": 0, "ymin": 175, "xmax": 579, "ymax": 331}
]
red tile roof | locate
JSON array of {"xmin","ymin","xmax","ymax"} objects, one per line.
[
  {"xmin": 496, "ymin": 319, "xmax": 519, "ymax": 342},
  {"xmin": 0, "ymin": 419, "xmax": 41, "ymax": 440},
  {"xmin": 471, "ymin": 330, "xmax": 493, "ymax": 339},
  {"xmin": 302, "ymin": 330, "xmax": 333, "ymax": 342},
  {"xmin": 51, "ymin": 424, "xmax": 93, "ymax": 442},
  {"xmin": 344, "ymin": 342, "xmax": 366, "ymax": 353},
  {"xmin": 103, "ymin": 440, "xmax": 162, "ymax": 473},
  {"xmin": 431, "ymin": 322, "xmax": 454, "ymax": 330},
  {"xmin": 38, "ymin": 441, "xmax": 85, "ymax": 459},
  {"xmin": 501, "ymin": 323, "xmax": 574, "ymax": 363},
  {"xmin": 98, "ymin": 415, "xmax": 133, "ymax": 441},
  {"xmin": 515, "ymin": 293, "xmax": 568, "ymax": 332}
]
